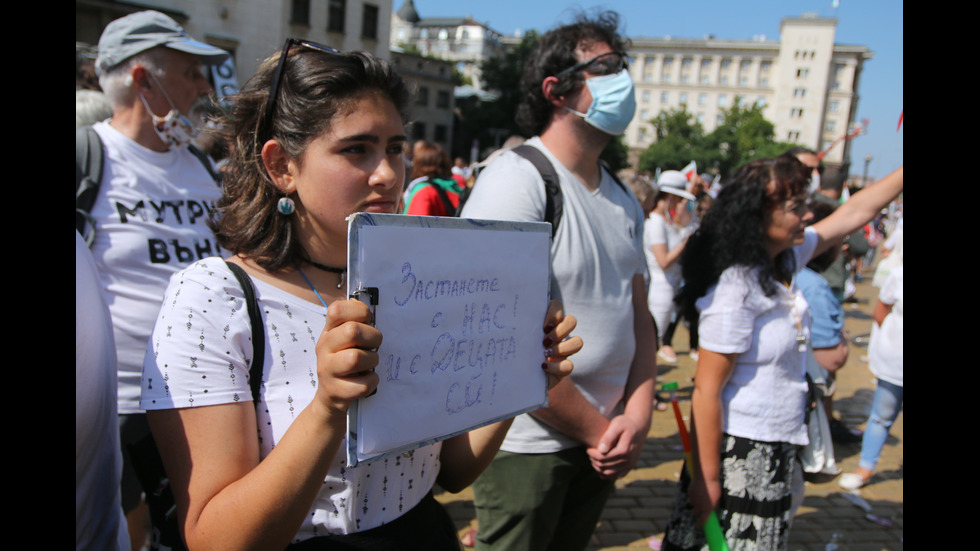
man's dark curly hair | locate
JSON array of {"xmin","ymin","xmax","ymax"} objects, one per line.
[
  {"xmin": 515, "ymin": 11, "xmax": 629, "ymax": 137},
  {"xmin": 675, "ymin": 154, "xmax": 811, "ymax": 318}
]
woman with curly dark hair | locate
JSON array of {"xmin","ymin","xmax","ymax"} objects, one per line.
[
  {"xmin": 663, "ymin": 155, "xmax": 903, "ymax": 550},
  {"xmin": 139, "ymin": 41, "xmax": 581, "ymax": 550}
]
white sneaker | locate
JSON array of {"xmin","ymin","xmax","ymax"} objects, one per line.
[{"xmin": 838, "ymin": 473, "xmax": 868, "ymax": 490}]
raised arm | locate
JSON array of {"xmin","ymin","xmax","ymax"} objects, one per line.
[
  {"xmin": 812, "ymin": 166, "xmax": 903, "ymax": 258},
  {"xmin": 149, "ymin": 300, "xmax": 380, "ymax": 551}
]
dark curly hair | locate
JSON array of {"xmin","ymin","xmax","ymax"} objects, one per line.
[
  {"xmin": 210, "ymin": 47, "xmax": 411, "ymax": 272},
  {"xmin": 675, "ymin": 154, "xmax": 811, "ymax": 318},
  {"xmin": 515, "ymin": 10, "xmax": 629, "ymax": 137}
]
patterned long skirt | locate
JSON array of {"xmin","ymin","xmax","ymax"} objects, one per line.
[{"xmin": 662, "ymin": 435, "xmax": 803, "ymax": 551}]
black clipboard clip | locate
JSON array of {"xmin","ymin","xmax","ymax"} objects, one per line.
[{"xmin": 349, "ymin": 286, "xmax": 379, "ymax": 326}]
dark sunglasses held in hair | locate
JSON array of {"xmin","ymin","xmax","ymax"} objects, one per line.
[
  {"xmin": 261, "ymin": 38, "xmax": 341, "ymax": 142},
  {"xmin": 556, "ymin": 51, "xmax": 629, "ymax": 78}
]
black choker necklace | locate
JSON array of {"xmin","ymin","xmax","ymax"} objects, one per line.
[{"xmin": 307, "ymin": 260, "xmax": 346, "ymax": 289}]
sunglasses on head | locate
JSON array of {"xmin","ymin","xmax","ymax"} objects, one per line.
[
  {"xmin": 260, "ymin": 38, "xmax": 341, "ymax": 142},
  {"xmin": 556, "ymin": 51, "xmax": 629, "ymax": 78}
]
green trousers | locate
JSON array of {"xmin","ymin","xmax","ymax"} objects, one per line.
[{"xmin": 472, "ymin": 447, "xmax": 614, "ymax": 551}]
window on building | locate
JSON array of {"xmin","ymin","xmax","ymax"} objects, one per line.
[
  {"xmin": 698, "ymin": 93, "xmax": 707, "ymax": 106},
  {"xmin": 328, "ymin": 0, "xmax": 345, "ymax": 32},
  {"xmin": 661, "ymin": 73, "xmax": 671, "ymax": 84},
  {"xmin": 681, "ymin": 74, "xmax": 690, "ymax": 84},
  {"xmin": 291, "ymin": 0, "xmax": 310, "ymax": 25},
  {"xmin": 759, "ymin": 77, "xmax": 768, "ymax": 87},
  {"xmin": 362, "ymin": 4, "xmax": 378, "ymax": 39},
  {"xmin": 416, "ymin": 86, "xmax": 429, "ymax": 106},
  {"xmin": 642, "ymin": 90, "xmax": 650, "ymax": 102},
  {"xmin": 701, "ymin": 75, "xmax": 710, "ymax": 85},
  {"xmin": 679, "ymin": 93, "xmax": 687, "ymax": 105},
  {"xmin": 640, "ymin": 109, "xmax": 649, "ymax": 122},
  {"xmin": 787, "ymin": 130, "xmax": 800, "ymax": 141},
  {"xmin": 434, "ymin": 124, "xmax": 448, "ymax": 143},
  {"xmin": 412, "ymin": 122, "xmax": 426, "ymax": 140},
  {"xmin": 761, "ymin": 61, "xmax": 771, "ymax": 71},
  {"xmin": 663, "ymin": 57, "xmax": 674, "ymax": 68},
  {"xmin": 756, "ymin": 96, "xmax": 767, "ymax": 107},
  {"xmin": 825, "ymin": 120, "xmax": 836, "ymax": 133},
  {"xmin": 438, "ymin": 28, "xmax": 448, "ymax": 40},
  {"xmin": 793, "ymin": 88, "xmax": 806, "ymax": 98},
  {"xmin": 796, "ymin": 67, "xmax": 809, "ymax": 78},
  {"xmin": 721, "ymin": 58, "xmax": 731, "ymax": 69},
  {"xmin": 682, "ymin": 57, "xmax": 693, "ymax": 68},
  {"xmin": 740, "ymin": 60, "xmax": 751, "ymax": 71},
  {"xmin": 701, "ymin": 59, "xmax": 712, "ymax": 69},
  {"xmin": 720, "ymin": 75, "xmax": 728, "ymax": 85},
  {"xmin": 739, "ymin": 76, "xmax": 748, "ymax": 87},
  {"xmin": 718, "ymin": 94, "xmax": 727, "ymax": 107},
  {"xmin": 790, "ymin": 107, "xmax": 804, "ymax": 118},
  {"xmin": 716, "ymin": 113, "xmax": 725, "ymax": 125},
  {"xmin": 436, "ymin": 90, "xmax": 451, "ymax": 109},
  {"xmin": 661, "ymin": 92, "xmax": 669, "ymax": 103},
  {"xmin": 697, "ymin": 112, "xmax": 705, "ymax": 124},
  {"xmin": 829, "ymin": 100, "xmax": 840, "ymax": 113},
  {"xmin": 638, "ymin": 127, "xmax": 647, "ymax": 142}
]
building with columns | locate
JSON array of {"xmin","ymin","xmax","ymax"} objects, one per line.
[{"xmin": 625, "ymin": 13, "xmax": 872, "ymax": 175}]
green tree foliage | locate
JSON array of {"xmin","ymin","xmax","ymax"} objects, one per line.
[
  {"xmin": 710, "ymin": 101, "xmax": 796, "ymax": 176},
  {"xmin": 453, "ymin": 32, "xmax": 539, "ymax": 157},
  {"xmin": 638, "ymin": 100, "xmax": 796, "ymax": 178},
  {"xmin": 638, "ymin": 107, "xmax": 719, "ymax": 174}
]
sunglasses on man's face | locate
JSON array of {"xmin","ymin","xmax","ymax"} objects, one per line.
[
  {"xmin": 556, "ymin": 51, "xmax": 629, "ymax": 78},
  {"xmin": 260, "ymin": 38, "xmax": 341, "ymax": 142}
]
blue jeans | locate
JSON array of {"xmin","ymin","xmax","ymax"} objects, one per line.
[{"xmin": 859, "ymin": 378, "xmax": 903, "ymax": 471}]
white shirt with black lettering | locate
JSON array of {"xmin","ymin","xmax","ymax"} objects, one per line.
[{"xmin": 90, "ymin": 121, "xmax": 224, "ymax": 414}]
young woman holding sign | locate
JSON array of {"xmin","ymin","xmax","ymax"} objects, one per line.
[{"xmin": 140, "ymin": 42, "xmax": 580, "ymax": 550}]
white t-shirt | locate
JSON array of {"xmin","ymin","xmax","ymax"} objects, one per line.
[
  {"xmin": 76, "ymin": 232, "xmax": 130, "ymax": 551},
  {"xmin": 90, "ymin": 121, "xmax": 225, "ymax": 414},
  {"xmin": 869, "ymin": 266, "xmax": 903, "ymax": 386},
  {"xmin": 141, "ymin": 259, "xmax": 440, "ymax": 538},
  {"xmin": 460, "ymin": 137, "xmax": 647, "ymax": 452},
  {"xmin": 695, "ymin": 228, "xmax": 819, "ymax": 445},
  {"xmin": 643, "ymin": 211, "xmax": 684, "ymax": 291}
]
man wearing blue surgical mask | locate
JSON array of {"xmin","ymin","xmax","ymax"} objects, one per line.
[{"xmin": 461, "ymin": 11, "xmax": 656, "ymax": 551}]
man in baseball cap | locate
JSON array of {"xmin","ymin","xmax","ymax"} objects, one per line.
[{"xmin": 81, "ymin": 11, "xmax": 228, "ymax": 550}]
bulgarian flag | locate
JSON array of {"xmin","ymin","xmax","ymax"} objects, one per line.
[
  {"xmin": 897, "ymin": 111, "xmax": 903, "ymax": 131},
  {"xmin": 680, "ymin": 161, "xmax": 697, "ymax": 181}
]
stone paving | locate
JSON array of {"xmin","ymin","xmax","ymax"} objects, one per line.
[{"xmin": 435, "ymin": 271, "xmax": 902, "ymax": 551}]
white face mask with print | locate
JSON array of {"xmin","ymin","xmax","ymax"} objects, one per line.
[{"xmin": 138, "ymin": 72, "xmax": 201, "ymax": 149}]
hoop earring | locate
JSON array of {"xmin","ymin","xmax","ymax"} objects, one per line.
[{"xmin": 277, "ymin": 196, "xmax": 295, "ymax": 216}]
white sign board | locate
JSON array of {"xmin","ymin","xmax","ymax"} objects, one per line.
[{"xmin": 346, "ymin": 213, "xmax": 552, "ymax": 465}]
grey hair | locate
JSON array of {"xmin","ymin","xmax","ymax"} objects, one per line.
[
  {"xmin": 75, "ymin": 89, "xmax": 114, "ymax": 127},
  {"xmin": 98, "ymin": 47, "xmax": 168, "ymax": 106}
]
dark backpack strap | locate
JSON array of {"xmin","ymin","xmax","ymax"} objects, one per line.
[
  {"xmin": 225, "ymin": 261, "xmax": 266, "ymax": 405},
  {"xmin": 188, "ymin": 143, "xmax": 223, "ymax": 187},
  {"xmin": 512, "ymin": 144, "xmax": 562, "ymax": 237},
  {"xmin": 425, "ymin": 179, "xmax": 455, "ymax": 216},
  {"xmin": 76, "ymin": 126, "xmax": 104, "ymax": 247}
]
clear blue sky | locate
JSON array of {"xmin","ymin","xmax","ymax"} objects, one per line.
[{"xmin": 407, "ymin": 0, "xmax": 903, "ymax": 177}]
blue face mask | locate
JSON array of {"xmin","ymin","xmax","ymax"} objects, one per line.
[{"xmin": 565, "ymin": 69, "xmax": 636, "ymax": 135}]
